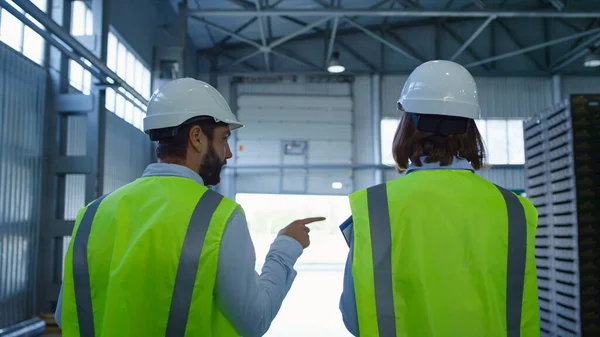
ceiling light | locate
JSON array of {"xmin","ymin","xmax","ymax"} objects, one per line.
[
  {"xmin": 327, "ymin": 51, "xmax": 345, "ymax": 73},
  {"xmin": 332, "ymin": 182, "xmax": 343, "ymax": 189},
  {"xmin": 584, "ymin": 51, "xmax": 600, "ymax": 68}
]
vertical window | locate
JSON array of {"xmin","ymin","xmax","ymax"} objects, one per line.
[
  {"xmin": 105, "ymin": 29, "xmax": 151, "ymax": 131},
  {"xmin": 381, "ymin": 118, "xmax": 526, "ymax": 166},
  {"xmin": 68, "ymin": 1, "xmax": 93, "ymax": 93},
  {"xmin": 380, "ymin": 118, "xmax": 399, "ymax": 166},
  {"xmin": 0, "ymin": 0, "xmax": 47, "ymax": 65},
  {"xmin": 474, "ymin": 119, "xmax": 525, "ymax": 165},
  {"xmin": 507, "ymin": 120, "xmax": 525, "ymax": 164}
]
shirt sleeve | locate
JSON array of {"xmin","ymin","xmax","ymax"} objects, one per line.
[
  {"xmin": 215, "ymin": 209, "xmax": 304, "ymax": 337},
  {"xmin": 340, "ymin": 224, "xmax": 360, "ymax": 336},
  {"xmin": 55, "ymin": 284, "xmax": 63, "ymax": 328}
]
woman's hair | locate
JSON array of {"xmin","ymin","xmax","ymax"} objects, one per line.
[{"xmin": 391, "ymin": 112, "xmax": 486, "ymax": 172}]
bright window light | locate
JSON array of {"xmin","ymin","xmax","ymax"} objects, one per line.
[
  {"xmin": 105, "ymin": 29, "xmax": 151, "ymax": 130},
  {"xmin": 235, "ymin": 193, "xmax": 351, "ymax": 337},
  {"xmin": 0, "ymin": 0, "xmax": 47, "ymax": 65},
  {"xmin": 507, "ymin": 120, "xmax": 525, "ymax": 164},
  {"xmin": 381, "ymin": 118, "xmax": 525, "ymax": 166},
  {"xmin": 381, "ymin": 118, "xmax": 399, "ymax": 166}
]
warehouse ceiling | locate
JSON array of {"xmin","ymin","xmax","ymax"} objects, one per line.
[{"xmin": 170, "ymin": 0, "xmax": 600, "ymax": 76}]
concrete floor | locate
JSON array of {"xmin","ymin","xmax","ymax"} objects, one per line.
[{"xmin": 263, "ymin": 264, "xmax": 353, "ymax": 337}]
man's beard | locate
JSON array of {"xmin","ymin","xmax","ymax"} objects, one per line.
[{"xmin": 199, "ymin": 143, "xmax": 226, "ymax": 186}]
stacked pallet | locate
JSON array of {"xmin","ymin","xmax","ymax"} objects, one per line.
[{"xmin": 524, "ymin": 94, "xmax": 599, "ymax": 337}]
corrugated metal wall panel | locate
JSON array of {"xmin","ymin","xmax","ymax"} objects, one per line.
[
  {"xmin": 381, "ymin": 75, "xmax": 407, "ymax": 119},
  {"xmin": 382, "ymin": 76, "xmax": 554, "ymax": 118},
  {"xmin": 103, "ymin": 111, "xmax": 153, "ymax": 194},
  {"xmin": 477, "ymin": 167, "xmax": 525, "ymax": 191},
  {"xmin": 0, "ymin": 43, "xmax": 46, "ymax": 328},
  {"xmin": 353, "ymin": 76, "xmax": 374, "ymax": 191},
  {"xmin": 64, "ymin": 115, "xmax": 87, "ymax": 220},
  {"xmin": 561, "ymin": 76, "xmax": 600, "ymax": 98},
  {"xmin": 384, "ymin": 167, "xmax": 525, "ymax": 191},
  {"xmin": 475, "ymin": 77, "xmax": 553, "ymax": 118}
]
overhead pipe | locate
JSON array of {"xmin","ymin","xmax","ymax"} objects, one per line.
[
  {"xmin": 0, "ymin": 318, "xmax": 46, "ymax": 337},
  {"xmin": 7, "ymin": 0, "xmax": 148, "ymax": 105},
  {"xmin": 189, "ymin": 9, "xmax": 600, "ymax": 18}
]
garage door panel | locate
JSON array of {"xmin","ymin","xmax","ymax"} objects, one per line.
[
  {"xmin": 308, "ymin": 172, "xmax": 353, "ymax": 195},
  {"xmin": 238, "ymin": 108, "xmax": 352, "ymax": 123},
  {"xmin": 237, "ymin": 174, "xmax": 280, "ymax": 194},
  {"xmin": 235, "ymin": 141, "xmax": 352, "ymax": 165},
  {"xmin": 238, "ymin": 95, "xmax": 353, "ymax": 110},
  {"xmin": 308, "ymin": 141, "xmax": 353, "ymax": 160},
  {"xmin": 235, "ymin": 140, "xmax": 280, "ymax": 162},
  {"xmin": 236, "ymin": 171, "xmax": 353, "ymax": 195},
  {"xmin": 237, "ymin": 122, "xmax": 352, "ymax": 141},
  {"xmin": 235, "ymin": 89, "xmax": 354, "ymax": 195}
]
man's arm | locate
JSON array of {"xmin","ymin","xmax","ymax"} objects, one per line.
[
  {"xmin": 340, "ymin": 224, "xmax": 359, "ymax": 336},
  {"xmin": 215, "ymin": 209, "xmax": 303, "ymax": 337}
]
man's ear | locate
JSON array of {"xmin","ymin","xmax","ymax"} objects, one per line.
[{"xmin": 189, "ymin": 125, "xmax": 207, "ymax": 153}]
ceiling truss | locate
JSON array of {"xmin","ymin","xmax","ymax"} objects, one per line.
[{"xmin": 189, "ymin": 0, "xmax": 600, "ymax": 75}]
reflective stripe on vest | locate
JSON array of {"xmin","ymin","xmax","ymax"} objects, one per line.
[
  {"xmin": 72, "ymin": 194, "xmax": 108, "ymax": 337},
  {"xmin": 364, "ymin": 183, "xmax": 527, "ymax": 337},
  {"xmin": 71, "ymin": 190, "xmax": 224, "ymax": 337},
  {"xmin": 165, "ymin": 190, "xmax": 223, "ymax": 337}
]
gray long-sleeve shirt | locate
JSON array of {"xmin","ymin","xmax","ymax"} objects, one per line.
[{"xmin": 55, "ymin": 163, "xmax": 303, "ymax": 337}]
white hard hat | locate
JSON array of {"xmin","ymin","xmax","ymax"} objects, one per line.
[
  {"xmin": 143, "ymin": 78, "xmax": 243, "ymax": 133},
  {"xmin": 398, "ymin": 60, "xmax": 480, "ymax": 120}
]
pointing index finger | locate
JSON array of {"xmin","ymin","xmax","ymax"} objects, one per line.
[{"xmin": 297, "ymin": 217, "xmax": 326, "ymax": 225}]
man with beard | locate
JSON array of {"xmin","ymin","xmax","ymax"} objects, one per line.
[{"xmin": 55, "ymin": 78, "xmax": 325, "ymax": 337}]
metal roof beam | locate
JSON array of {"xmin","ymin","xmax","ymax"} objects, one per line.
[
  {"xmin": 440, "ymin": 22, "xmax": 491, "ymax": 71},
  {"xmin": 268, "ymin": 16, "xmax": 333, "ymax": 49},
  {"xmin": 191, "ymin": 17, "xmax": 262, "ymax": 48},
  {"xmin": 216, "ymin": 17, "xmax": 257, "ymax": 47},
  {"xmin": 326, "ymin": 16, "xmax": 339, "ymax": 64},
  {"xmin": 471, "ymin": 0, "xmax": 486, "ymax": 9},
  {"xmin": 253, "ymin": 0, "xmax": 271, "ymax": 72},
  {"xmin": 465, "ymin": 26, "xmax": 600, "ymax": 69},
  {"xmin": 552, "ymin": 32, "xmax": 600, "ymax": 72},
  {"xmin": 189, "ymin": 9, "xmax": 600, "ymax": 18},
  {"xmin": 219, "ymin": 50, "xmax": 262, "ymax": 71},
  {"xmin": 384, "ymin": 28, "xmax": 428, "ymax": 63},
  {"xmin": 450, "ymin": 15, "xmax": 495, "ymax": 61},
  {"xmin": 271, "ymin": 48, "xmax": 322, "ymax": 70},
  {"xmin": 496, "ymin": 19, "xmax": 546, "ymax": 71},
  {"xmin": 343, "ymin": 17, "xmax": 423, "ymax": 63},
  {"xmin": 277, "ymin": 15, "xmax": 378, "ymax": 70},
  {"xmin": 548, "ymin": 0, "xmax": 565, "ymax": 11}
]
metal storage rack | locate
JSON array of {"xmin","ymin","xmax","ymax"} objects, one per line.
[{"xmin": 524, "ymin": 94, "xmax": 599, "ymax": 337}]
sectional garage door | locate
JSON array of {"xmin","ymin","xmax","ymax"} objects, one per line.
[{"xmin": 233, "ymin": 83, "xmax": 354, "ymax": 195}]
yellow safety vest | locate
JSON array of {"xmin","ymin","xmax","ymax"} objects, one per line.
[
  {"xmin": 349, "ymin": 169, "xmax": 540, "ymax": 337},
  {"xmin": 61, "ymin": 176, "xmax": 241, "ymax": 337}
]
